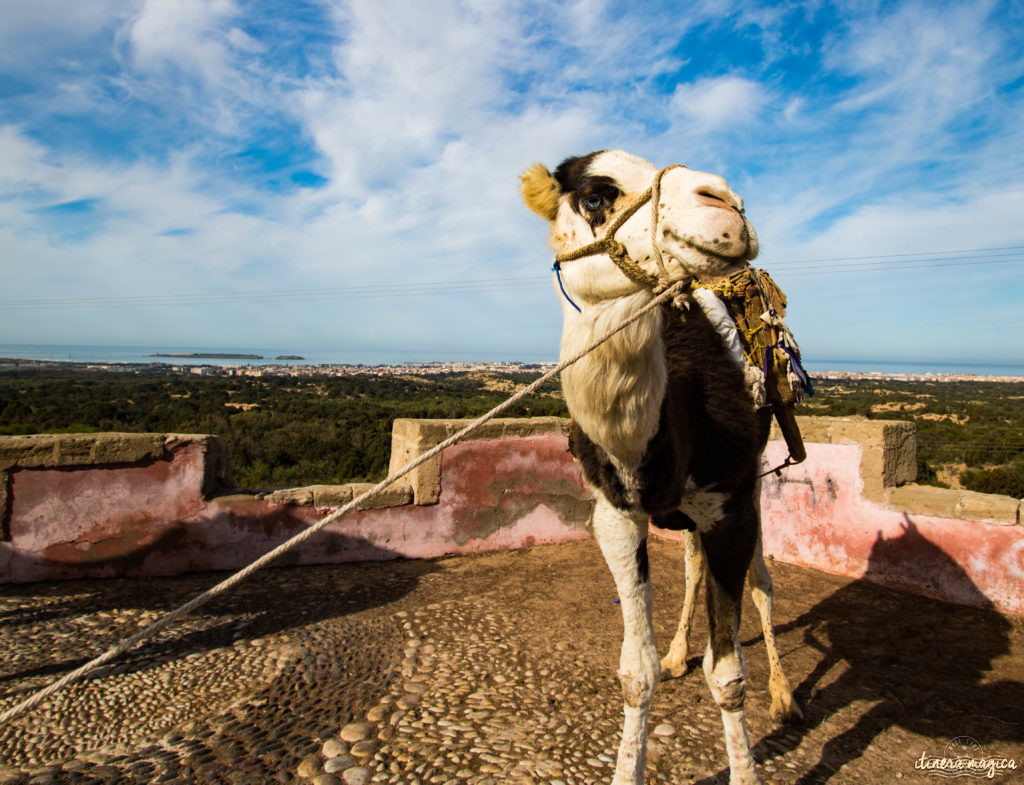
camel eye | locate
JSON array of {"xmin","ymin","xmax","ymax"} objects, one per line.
[{"xmin": 582, "ymin": 195, "xmax": 605, "ymax": 211}]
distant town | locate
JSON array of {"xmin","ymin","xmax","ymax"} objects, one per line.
[{"xmin": 2, "ymin": 355, "xmax": 1023, "ymax": 383}]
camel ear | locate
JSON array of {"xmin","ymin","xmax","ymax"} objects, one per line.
[{"xmin": 519, "ymin": 163, "xmax": 561, "ymax": 221}]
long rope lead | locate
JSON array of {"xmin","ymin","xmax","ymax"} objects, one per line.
[{"xmin": 0, "ymin": 280, "xmax": 686, "ymax": 726}]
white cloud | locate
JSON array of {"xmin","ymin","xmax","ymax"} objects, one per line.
[
  {"xmin": 115, "ymin": 0, "xmax": 288, "ymax": 137},
  {"xmin": 0, "ymin": 0, "xmax": 136, "ymax": 71},
  {"xmin": 669, "ymin": 76, "xmax": 771, "ymax": 131},
  {"xmin": 296, "ymin": 0, "xmax": 543, "ymax": 196},
  {"xmin": 126, "ymin": 0, "xmax": 239, "ymax": 84},
  {"xmin": 753, "ymin": 183, "xmax": 1024, "ymax": 363},
  {"xmin": 758, "ymin": 185, "xmax": 1024, "ymax": 280},
  {"xmin": 825, "ymin": 1, "xmax": 1003, "ymax": 143},
  {"xmin": 0, "ymin": 126, "xmax": 50, "ymax": 188}
]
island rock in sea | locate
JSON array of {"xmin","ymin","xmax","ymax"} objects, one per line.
[{"xmin": 149, "ymin": 353, "xmax": 263, "ymax": 360}]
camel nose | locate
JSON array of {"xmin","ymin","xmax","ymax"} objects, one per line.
[{"xmin": 691, "ymin": 175, "xmax": 744, "ymax": 213}]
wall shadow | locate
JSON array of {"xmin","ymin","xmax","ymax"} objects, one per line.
[
  {"xmin": 754, "ymin": 518, "xmax": 1024, "ymax": 783},
  {"xmin": 0, "ymin": 532, "xmax": 438, "ymax": 698}
]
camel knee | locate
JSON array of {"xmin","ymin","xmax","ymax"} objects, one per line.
[
  {"xmin": 619, "ymin": 670, "xmax": 657, "ymax": 708},
  {"xmin": 619, "ymin": 651, "xmax": 660, "ymax": 709},
  {"xmin": 703, "ymin": 649, "xmax": 747, "ymax": 713},
  {"xmin": 712, "ymin": 675, "xmax": 747, "ymax": 712}
]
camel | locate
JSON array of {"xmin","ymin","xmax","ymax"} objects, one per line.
[{"xmin": 520, "ymin": 150, "xmax": 801, "ymax": 785}]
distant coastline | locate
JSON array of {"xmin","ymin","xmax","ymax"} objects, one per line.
[
  {"xmin": 1, "ymin": 344, "xmax": 1023, "ymax": 379},
  {"xmin": 2, "ymin": 354, "xmax": 1023, "ymax": 384},
  {"xmin": 149, "ymin": 352, "xmax": 264, "ymax": 360}
]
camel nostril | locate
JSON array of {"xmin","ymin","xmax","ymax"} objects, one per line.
[{"xmin": 695, "ymin": 189, "xmax": 731, "ymax": 208}]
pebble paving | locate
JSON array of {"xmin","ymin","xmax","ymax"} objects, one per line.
[{"xmin": 1, "ymin": 540, "xmax": 1022, "ymax": 785}]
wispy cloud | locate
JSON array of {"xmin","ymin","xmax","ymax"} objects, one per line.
[
  {"xmin": 127, "ymin": 0, "xmax": 242, "ymax": 83},
  {"xmin": 0, "ymin": 0, "xmax": 1021, "ymax": 364}
]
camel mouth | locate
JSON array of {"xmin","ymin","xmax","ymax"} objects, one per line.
[
  {"xmin": 691, "ymin": 242, "xmax": 751, "ymax": 262},
  {"xmin": 662, "ymin": 227, "xmax": 753, "ymax": 263}
]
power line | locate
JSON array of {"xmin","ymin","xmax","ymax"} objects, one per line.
[
  {"xmin": 770, "ymin": 252, "xmax": 1024, "ymax": 274},
  {"xmin": 0, "ymin": 275, "xmax": 546, "ymax": 305},
  {"xmin": 2, "ymin": 246, "xmax": 1021, "ymax": 310},
  {"xmin": 765, "ymin": 245, "xmax": 1024, "ymax": 265},
  {"xmin": 0, "ymin": 280, "xmax": 547, "ymax": 309}
]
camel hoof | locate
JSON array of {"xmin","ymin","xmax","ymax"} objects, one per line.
[
  {"xmin": 660, "ymin": 656, "xmax": 689, "ymax": 680},
  {"xmin": 770, "ymin": 693, "xmax": 803, "ymax": 723}
]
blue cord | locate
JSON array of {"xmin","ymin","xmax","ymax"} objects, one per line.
[{"xmin": 552, "ymin": 260, "xmax": 582, "ymax": 313}]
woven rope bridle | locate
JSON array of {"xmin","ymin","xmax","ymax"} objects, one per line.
[
  {"xmin": 552, "ymin": 165, "xmax": 691, "ymax": 295},
  {"xmin": 551, "ymin": 166, "xmax": 808, "ymax": 475}
]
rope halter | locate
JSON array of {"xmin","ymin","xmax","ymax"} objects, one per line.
[
  {"xmin": 552, "ymin": 165, "xmax": 691, "ymax": 305},
  {"xmin": 549, "ymin": 162, "xmax": 810, "ymax": 477}
]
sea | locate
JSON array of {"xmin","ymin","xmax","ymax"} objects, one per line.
[
  {"xmin": 1, "ymin": 343, "xmax": 1023, "ymax": 378},
  {"xmin": 0, "ymin": 344, "xmax": 503, "ymax": 368}
]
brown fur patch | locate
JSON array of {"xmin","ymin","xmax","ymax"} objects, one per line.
[
  {"xmin": 519, "ymin": 163, "xmax": 561, "ymax": 221},
  {"xmin": 553, "ymin": 152, "xmax": 620, "ymax": 229},
  {"xmin": 553, "ymin": 152, "xmax": 603, "ymax": 192}
]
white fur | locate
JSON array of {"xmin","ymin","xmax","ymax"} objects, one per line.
[
  {"xmin": 721, "ymin": 708, "xmax": 761, "ymax": 785},
  {"xmin": 679, "ymin": 490, "xmax": 728, "ymax": 532},
  {"xmin": 553, "ymin": 238, "xmax": 647, "ymax": 306},
  {"xmin": 548, "ymin": 152, "xmax": 757, "ymax": 314},
  {"xmin": 655, "ymin": 166, "xmax": 757, "ymax": 278},
  {"xmin": 703, "ymin": 639, "xmax": 760, "ymax": 785},
  {"xmin": 590, "ymin": 150, "xmax": 659, "ymax": 195},
  {"xmin": 590, "ymin": 493, "xmax": 659, "ymax": 785},
  {"xmin": 559, "ymin": 291, "xmax": 666, "ymax": 469},
  {"xmin": 549, "ymin": 153, "xmax": 763, "ymax": 478}
]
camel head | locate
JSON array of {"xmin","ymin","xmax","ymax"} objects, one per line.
[{"xmin": 520, "ymin": 150, "xmax": 758, "ymax": 308}]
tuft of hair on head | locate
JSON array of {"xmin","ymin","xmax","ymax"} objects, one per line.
[{"xmin": 519, "ymin": 163, "xmax": 561, "ymax": 221}]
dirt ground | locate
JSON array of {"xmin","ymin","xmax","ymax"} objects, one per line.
[{"xmin": 2, "ymin": 537, "xmax": 1023, "ymax": 784}]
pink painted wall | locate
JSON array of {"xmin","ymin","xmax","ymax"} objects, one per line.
[
  {"xmin": 3, "ymin": 427, "xmax": 1022, "ymax": 618},
  {"xmin": 3, "ymin": 442, "xmax": 211, "ymax": 580},
  {"xmin": 652, "ymin": 439, "xmax": 1024, "ymax": 616},
  {"xmin": 1, "ymin": 434, "xmax": 591, "ymax": 583},
  {"xmin": 755, "ymin": 440, "xmax": 1024, "ymax": 617}
]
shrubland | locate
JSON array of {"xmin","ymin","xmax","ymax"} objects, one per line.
[
  {"xmin": 0, "ymin": 369, "xmax": 564, "ymax": 489},
  {"xmin": 1, "ymin": 369, "xmax": 1021, "ymax": 498}
]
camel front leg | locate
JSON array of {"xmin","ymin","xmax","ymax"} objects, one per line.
[
  {"xmin": 661, "ymin": 529, "xmax": 702, "ymax": 678},
  {"xmin": 700, "ymin": 512, "xmax": 762, "ymax": 785},
  {"xmin": 702, "ymin": 575, "xmax": 762, "ymax": 785},
  {"xmin": 592, "ymin": 494, "xmax": 660, "ymax": 785}
]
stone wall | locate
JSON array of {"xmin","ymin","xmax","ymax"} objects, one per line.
[
  {"xmin": 0, "ymin": 422, "xmax": 591, "ymax": 584},
  {"xmin": 1, "ymin": 418, "xmax": 1021, "ymax": 616}
]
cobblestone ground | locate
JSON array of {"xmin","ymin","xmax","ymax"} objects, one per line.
[{"xmin": 1, "ymin": 539, "xmax": 1022, "ymax": 785}]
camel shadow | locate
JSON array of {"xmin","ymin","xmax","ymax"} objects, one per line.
[{"xmin": 754, "ymin": 518, "xmax": 1024, "ymax": 783}]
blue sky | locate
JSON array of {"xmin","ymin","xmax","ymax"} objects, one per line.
[{"xmin": 1, "ymin": 0, "xmax": 1023, "ymax": 366}]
